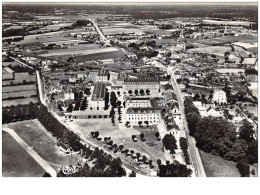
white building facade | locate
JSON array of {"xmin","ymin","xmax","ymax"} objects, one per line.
[{"xmin": 213, "ymin": 90, "xmax": 227, "ymax": 104}]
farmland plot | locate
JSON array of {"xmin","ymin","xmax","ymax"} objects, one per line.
[
  {"xmin": 3, "ymin": 90, "xmax": 37, "ymax": 99},
  {"xmin": 2, "ymin": 84, "xmax": 36, "ymax": 93},
  {"xmin": 187, "ymin": 46, "xmax": 231, "ymax": 57}
]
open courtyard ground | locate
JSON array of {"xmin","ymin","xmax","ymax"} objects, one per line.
[
  {"xmin": 67, "ymin": 118, "xmax": 167, "ymax": 163},
  {"xmin": 200, "ymin": 150, "xmax": 240, "ymax": 177},
  {"xmin": 6, "ymin": 119, "xmax": 81, "ymax": 172},
  {"xmin": 2, "ymin": 131, "xmax": 45, "ymax": 177}
]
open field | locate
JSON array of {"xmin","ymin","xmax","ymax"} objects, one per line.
[
  {"xmin": 202, "ymin": 19, "xmax": 255, "ymax": 26},
  {"xmin": 200, "ymin": 150, "xmax": 240, "ymax": 177},
  {"xmin": 195, "ymin": 35, "xmax": 257, "ymax": 45},
  {"xmin": 3, "ymin": 90, "xmax": 37, "ymax": 99},
  {"xmin": 2, "ymin": 84, "xmax": 36, "ymax": 93},
  {"xmin": 40, "ymin": 47, "xmax": 119, "ymax": 57},
  {"xmin": 233, "ymin": 42, "xmax": 258, "ymax": 49},
  {"xmin": 3, "ymin": 98, "xmax": 38, "ymax": 107},
  {"xmin": 6, "ymin": 119, "xmax": 81, "ymax": 172},
  {"xmin": 73, "ymin": 50, "xmax": 126, "ymax": 62},
  {"xmin": 187, "ymin": 46, "xmax": 231, "ymax": 57},
  {"xmin": 2, "ymin": 131, "xmax": 45, "ymax": 177},
  {"xmin": 43, "ymin": 44, "xmax": 100, "ymax": 54}
]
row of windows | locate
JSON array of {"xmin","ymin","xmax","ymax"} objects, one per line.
[
  {"xmin": 128, "ymin": 117, "xmax": 158, "ymax": 120},
  {"xmin": 125, "ymin": 82, "xmax": 158, "ymax": 85}
]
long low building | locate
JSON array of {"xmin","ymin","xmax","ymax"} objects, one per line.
[
  {"xmin": 126, "ymin": 107, "xmax": 161, "ymax": 126},
  {"xmin": 64, "ymin": 110, "xmax": 110, "ymax": 119}
]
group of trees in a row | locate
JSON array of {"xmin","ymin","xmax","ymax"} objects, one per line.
[
  {"xmin": 6, "ymin": 102, "xmax": 126, "ymax": 177},
  {"xmin": 58, "ymin": 146, "xmax": 126, "ymax": 177},
  {"xmin": 3, "ymin": 94, "xmax": 37, "ymax": 101},
  {"xmin": 3, "ymin": 102, "xmax": 38, "ymax": 123},
  {"xmin": 184, "ymin": 97, "xmax": 258, "ymax": 176},
  {"xmin": 158, "ymin": 160, "xmax": 192, "ymax": 177},
  {"xmin": 128, "ymin": 89, "xmax": 151, "ymax": 96},
  {"xmin": 179, "ymin": 137, "xmax": 190, "ymax": 165}
]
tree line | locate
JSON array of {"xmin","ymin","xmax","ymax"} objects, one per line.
[
  {"xmin": 3, "ymin": 102, "xmax": 126, "ymax": 177},
  {"xmin": 184, "ymin": 97, "xmax": 258, "ymax": 176}
]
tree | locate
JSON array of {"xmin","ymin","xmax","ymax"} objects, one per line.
[
  {"xmin": 236, "ymin": 161, "xmax": 250, "ymax": 177},
  {"xmin": 155, "ymin": 132, "xmax": 160, "ymax": 138},
  {"xmin": 138, "ymin": 121, "xmax": 142, "ymax": 127},
  {"xmin": 149, "ymin": 160, "xmax": 153, "ymax": 167},
  {"xmin": 144, "ymin": 121, "xmax": 149, "ymax": 127},
  {"xmin": 128, "ymin": 90, "xmax": 133, "ymax": 95},
  {"xmin": 193, "ymin": 93, "xmax": 200, "ymax": 101},
  {"xmin": 179, "ymin": 137, "xmax": 188, "ymax": 150},
  {"xmin": 247, "ymin": 140, "xmax": 258, "ymax": 164},
  {"xmin": 117, "ymin": 101, "xmax": 122, "ymax": 108},
  {"xmin": 162, "ymin": 134, "xmax": 177, "ymax": 154},
  {"xmin": 146, "ymin": 89, "xmax": 150, "ymax": 95},
  {"xmin": 110, "ymin": 91, "xmax": 117, "ymax": 108},
  {"xmin": 239, "ymin": 120, "xmax": 255, "ymax": 143},
  {"xmin": 158, "ymin": 161, "xmax": 192, "ymax": 177},
  {"xmin": 186, "ymin": 112, "xmax": 201, "ymax": 136},
  {"xmin": 129, "ymin": 170, "xmax": 136, "ymax": 177},
  {"xmin": 134, "ymin": 90, "xmax": 138, "ymax": 95},
  {"xmin": 225, "ymin": 139, "xmax": 248, "ymax": 162},
  {"xmin": 140, "ymin": 89, "xmax": 145, "ymax": 96},
  {"xmin": 157, "ymin": 159, "xmax": 162, "ymax": 166},
  {"xmin": 136, "ymin": 153, "xmax": 141, "ymax": 160},
  {"xmin": 142, "ymin": 155, "xmax": 147, "ymax": 162},
  {"xmin": 140, "ymin": 133, "xmax": 145, "ymax": 140},
  {"xmin": 195, "ymin": 117, "xmax": 237, "ymax": 158},
  {"xmin": 117, "ymin": 91, "xmax": 120, "ymax": 96},
  {"xmin": 67, "ymin": 104, "xmax": 73, "ymax": 112}
]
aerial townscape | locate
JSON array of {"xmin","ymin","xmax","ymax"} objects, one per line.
[{"xmin": 2, "ymin": 2, "xmax": 258, "ymax": 178}]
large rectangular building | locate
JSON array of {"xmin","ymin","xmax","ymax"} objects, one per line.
[
  {"xmin": 126, "ymin": 107, "xmax": 161, "ymax": 126},
  {"xmin": 123, "ymin": 77, "xmax": 160, "ymax": 96},
  {"xmin": 90, "ymin": 82, "xmax": 106, "ymax": 110}
]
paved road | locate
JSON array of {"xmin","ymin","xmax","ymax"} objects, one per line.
[
  {"xmin": 80, "ymin": 15, "xmax": 108, "ymax": 42},
  {"xmin": 153, "ymin": 61, "xmax": 206, "ymax": 177},
  {"xmin": 10, "ymin": 56, "xmax": 34, "ymax": 70},
  {"xmin": 3, "ymin": 127, "xmax": 57, "ymax": 177}
]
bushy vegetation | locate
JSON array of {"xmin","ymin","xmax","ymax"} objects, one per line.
[
  {"xmin": 158, "ymin": 160, "xmax": 192, "ymax": 177},
  {"xmin": 184, "ymin": 97, "xmax": 258, "ymax": 176},
  {"xmin": 162, "ymin": 133, "xmax": 177, "ymax": 154}
]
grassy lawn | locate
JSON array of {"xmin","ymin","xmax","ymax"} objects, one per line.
[
  {"xmin": 6, "ymin": 119, "xmax": 81, "ymax": 172},
  {"xmin": 2, "ymin": 131, "xmax": 45, "ymax": 177},
  {"xmin": 200, "ymin": 150, "xmax": 240, "ymax": 177}
]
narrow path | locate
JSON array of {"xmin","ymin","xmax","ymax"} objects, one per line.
[{"xmin": 3, "ymin": 127, "xmax": 57, "ymax": 177}]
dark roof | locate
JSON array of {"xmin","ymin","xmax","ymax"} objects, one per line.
[
  {"xmin": 92, "ymin": 82, "xmax": 106, "ymax": 100},
  {"xmin": 124, "ymin": 77, "xmax": 159, "ymax": 83},
  {"xmin": 126, "ymin": 107, "xmax": 161, "ymax": 114}
]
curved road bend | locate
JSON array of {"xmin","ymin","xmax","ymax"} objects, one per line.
[
  {"xmin": 80, "ymin": 15, "xmax": 108, "ymax": 42},
  {"xmin": 3, "ymin": 127, "xmax": 57, "ymax": 177}
]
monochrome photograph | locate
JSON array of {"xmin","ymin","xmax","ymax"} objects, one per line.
[{"xmin": 1, "ymin": 1, "xmax": 258, "ymax": 179}]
